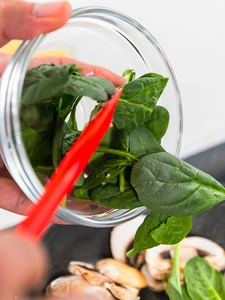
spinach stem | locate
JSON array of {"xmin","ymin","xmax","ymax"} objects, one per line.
[
  {"xmin": 172, "ymin": 243, "xmax": 182, "ymax": 294},
  {"xmin": 96, "ymin": 147, "xmax": 139, "ymax": 161},
  {"xmin": 71, "ymin": 96, "xmax": 82, "ymax": 130},
  {"xmin": 119, "ymin": 171, "xmax": 126, "ymax": 192}
]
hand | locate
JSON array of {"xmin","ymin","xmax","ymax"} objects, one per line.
[
  {"xmin": 0, "ymin": 1, "xmax": 125, "ymax": 216},
  {"xmin": 0, "ymin": 230, "xmax": 105, "ymax": 300},
  {"xmin": 0, "ymin": 0, "xmax": 72, "ymax": 48},
  {"xmin": 0, "ymin": 53, "xmax": 125, "ymax": 216},
  {"xmin": 0, "ymin": 2, "xmax": 124, "ymax": 299}
]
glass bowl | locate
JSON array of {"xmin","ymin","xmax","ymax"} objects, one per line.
[{"xmin": 0, "ymin": 6, "xmax": 182, "ymax": 227}]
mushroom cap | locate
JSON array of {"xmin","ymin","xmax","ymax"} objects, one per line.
[
  {"xmin": 46, "ymin": 275, "xmax": 114, "ymax": 299},
  {"xmin": 104, "ymin": 282, "xmax": 139, "ymax": 300},
  {"xmin": 145, "ymin": 244, "xmax": 173, "ymax": 280},
  {"xmin": 68, "ymin": 261, "xmax": 95, "ymax": 274},
  {"xmin": 110, "ymin": 215, "xmax": 145, "ymax": 263},
  {"xmin": 143, "ymin": 235, "xmax": 225, "ymax": 288},
  {"xmin": 140, "ymin": 264, "xmax": 167, "ymax": 292},
  {"xmin": 180, "ymin": 236, "xmax": 225, "ymax": 270},
  {"xmin": 72, "ymin": 265, "xmax": 114, "ymax": 286},
  {"xmin": 95, "ymin": 258, "xmax": 147, "ymax": 289}
]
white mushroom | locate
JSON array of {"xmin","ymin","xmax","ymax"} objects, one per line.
[
  {"xmin": 144, "ymin": 244, "xmax": 173, "ymax": 280},
  {"xmin": 179, "ymin": 236, "xmax": 225, "ymax": 270},
  {"xmin": 46, "ymin": 275, "xmax": 114, "ymax": 299},
  {"xmin": 68, "ymin": 261, "xmax": 95, "ymax": 274},
  {"xmin": 140, "ymin": 264, "xmax": 168, "ymax": 292},
  {"xmin": 72, "ymin": 265, "xmax": 114, "ymax": 286},
  {"xmin": 110, "ymin": 215, "xmax": 145, "ymax": 265},
  {"xmin": 95, "ymin": 258, "xmax": 147, "ymax": 289},
  {"xmin": 143, "ymin": 236, "xmax": 225, "ymax": 292},
  {"xmin": 104, "ymin": 282, "xmax": 140, "ymax": 300}
]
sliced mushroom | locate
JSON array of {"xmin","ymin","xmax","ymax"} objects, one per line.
[
  {"xmin": 140, "ymin": 264, "xmax": 167, "ymax": 292},
  {"xmin": 143, "ymin": 236, "xmax": 225, "ymax": 291},
  {"xmin": 179, "ymin": 236, "xmax": 225, "ymax": 270},
  {"xmin": 110, "ymin": 215, "xmax": 145, "ymax": 266},
  {"xmin": 68, "ymin": 261, "xmax": 95, "ymax": 274},
  {"xmin": 144, "ymin": 244, "xmax": 173, "ymax": 280},
  {"xmin": 72, "ymin": 265, "xmax": 114, "ymax": 286},
  {"xmin": 104, "ymin": 282, "xmax": 140, "ymax": 300},
  {"xmin": 46, "ymin": 275, "xmax": 114, "ymax": 299},
  {"xmin": 95, "ymin": 258, "xmax": 147, "ymax": 289}
]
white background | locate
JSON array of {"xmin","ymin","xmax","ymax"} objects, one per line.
[
  {"xmin": 1, "ymin": 0, "xmax": 225, "ymax": 229},
  {"xmin": 69, "ymin": 0, "xmax": 225, "ymax": 160}
]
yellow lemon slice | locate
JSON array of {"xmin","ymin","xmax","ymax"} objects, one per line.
[
  {"xmin": 0, "ymin": 40, "xmax": 22, "ymax": 53},
  {"xmin": 0, "ymin": 40, "xmax": 69, "ymax": 57}
]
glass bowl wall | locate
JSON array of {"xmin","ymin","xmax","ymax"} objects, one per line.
[{"xmin": 0, "ymin": 7, "xmax": 183, "ymax": 227}]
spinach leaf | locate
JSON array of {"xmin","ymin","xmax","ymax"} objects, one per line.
[
  {"xmin": 22, "ymin": 63, "xmax": 116, "ymax": 106},
  {"xmin": 126, "ymin": 212, "xmax": 169, "ymax": 257},
  {"xmin": 91, "ymin": 183, "xmax": 142, "ymax": 209},
  {"xmin": 22, "ymin": 63, "xmax": 76, "ymax": 105},
  {"xmin": 184, "ymin": 256, "xmax": 225, "ymax": 300},
  {"xmin": 74, "ymin": 158, "xmax": 132, "ymax": 199},
  {"xmin": 150, "ymin": 216, "xmax": 192, "ymax": 245},
  {"xmin": 21, "ymin": 102, "xmax": 56, "ymax": 132},
  {"xmin": 88, "ymin": 126, "xmax": 120, "ymax": 172},
  {"xmin": 84, "ymin": 158, "xmax": 132, "ymax": 188},
  {"xmin": 54, "ymin": 93, "xmax": 80, "ymax": 120},
  {"xmin": 144, "ymin": 105, "xmax": 170, "ymax": 141},
  {"xmin": 74, "ymin": 187, "xmax": 90, "ymax": 200},
  {"xmin": 181, "ymin": 286, "xmax": 192, "ymax": 300},
  {"xmin": 63, "ymin": 75, "xmax": 116, "ymax": 101},
  {"xmin": 127, "ymin": 213, "xmax": 192, "ymax": 257},
  {"xmin": 61, "ymin": 128, "xmax": 81, "ymax": 156},
  {"xmin": 60, "ymin": 96, "xmax": 81, "ymax": 157},
  {"xmin": 129, "ymin": 126, "xmax": 165, "ymax": 154},
  {"xmin": 117, "ymin": 126, "xmax": 165, "ymax": 155},
  {"xmin": 52, "ymin": 115, "xmax": 65, "ymax": 168},
  {"xmin": 21, "ymin": 121, "xmax": 53, "ymax": 168},
  {"xmin": 21, "ymin": 63, "xmax": 117, "ymax": 178},
  {"xmin": 131, "ymin": 152, "xmax": 225, "ymax": 216},
  {"xmin": 113, "ymin": 74, "xmax": 168, "ymax": 133},
  {"xmin": 35, "ymin": 166, "xmax": 55, "ymax": 178}
]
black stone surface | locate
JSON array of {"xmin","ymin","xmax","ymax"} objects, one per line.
[{"xmin": 42, "ymin": 143, "xmax": 225, "ymax": 299}]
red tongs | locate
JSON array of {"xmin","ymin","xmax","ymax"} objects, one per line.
[{"xmin": 15, "ymin": 89, "xmax": 123, "ymax": 242}]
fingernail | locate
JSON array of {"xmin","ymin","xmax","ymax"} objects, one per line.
[{"xmin": 33, "ymin": 1, "xmax": 67, "ymax": 18}]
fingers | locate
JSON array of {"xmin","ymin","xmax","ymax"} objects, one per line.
[
  {"xmin": 0, "ymin": 51, "xmax": 10, "ymax": 76},
  {"xmin": 0, "ymin": 52, "xmax": 126, "ymax": 86},
  {"xmin": 0, "ymin": 230, "xmax": 49, "ymax": 299},
  {"xmin": 35, "ymin": 292, "xmax": 110, "ymax": 300},
  {"xmin": 0, "ymin": 0, "xmax": 72, "ymax": 47},
  {"xmin": 0, "ymin": 167, "xmax": 69, "ymax": 225},
  {"xmin": 0, "ymin": 175, "xmax": 31, "ymax": 215},
  {"xmin": 0, "ymin": 232, "xmax": 109, "ymax": 300},
  {"xmin": 30, "ymin": 56, "xmax": 126, "ymax": 87}
]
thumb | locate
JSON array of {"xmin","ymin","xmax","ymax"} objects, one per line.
[
  {"xmin": 0, "ymin": 0, "xmax": 72, "ymax": 47},
  {"xmin": 0, "ymin": 230, "xmax": 49, "ymax": 299}
]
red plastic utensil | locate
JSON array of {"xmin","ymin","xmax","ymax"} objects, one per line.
[{"xmin": 15, "ymin": 88, "xmax": 123, "ymax": 242}]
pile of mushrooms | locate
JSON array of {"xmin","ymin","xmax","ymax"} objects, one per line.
[
  {"xmin": 110, "ymin": 216, "xmax": 225, "ymax": 292},
  {"xmin": 46, "ymin": 215, "xmax": 225, "ymax": 298},
  {"xmin": 46, "ymin": 258, "xmax": 147, "ymax": 299}
]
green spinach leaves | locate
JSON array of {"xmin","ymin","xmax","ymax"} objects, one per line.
[
  {"xmin": 21, "ymin": 63, "xmax": 116, "ymax": 172},
  {"xmin": 21, "ymin": 64, "xmax": 225, "ymax": 259},
  {"xmin": 168, "ymin": 244, "xmax": 225, "ymax": 300}
]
